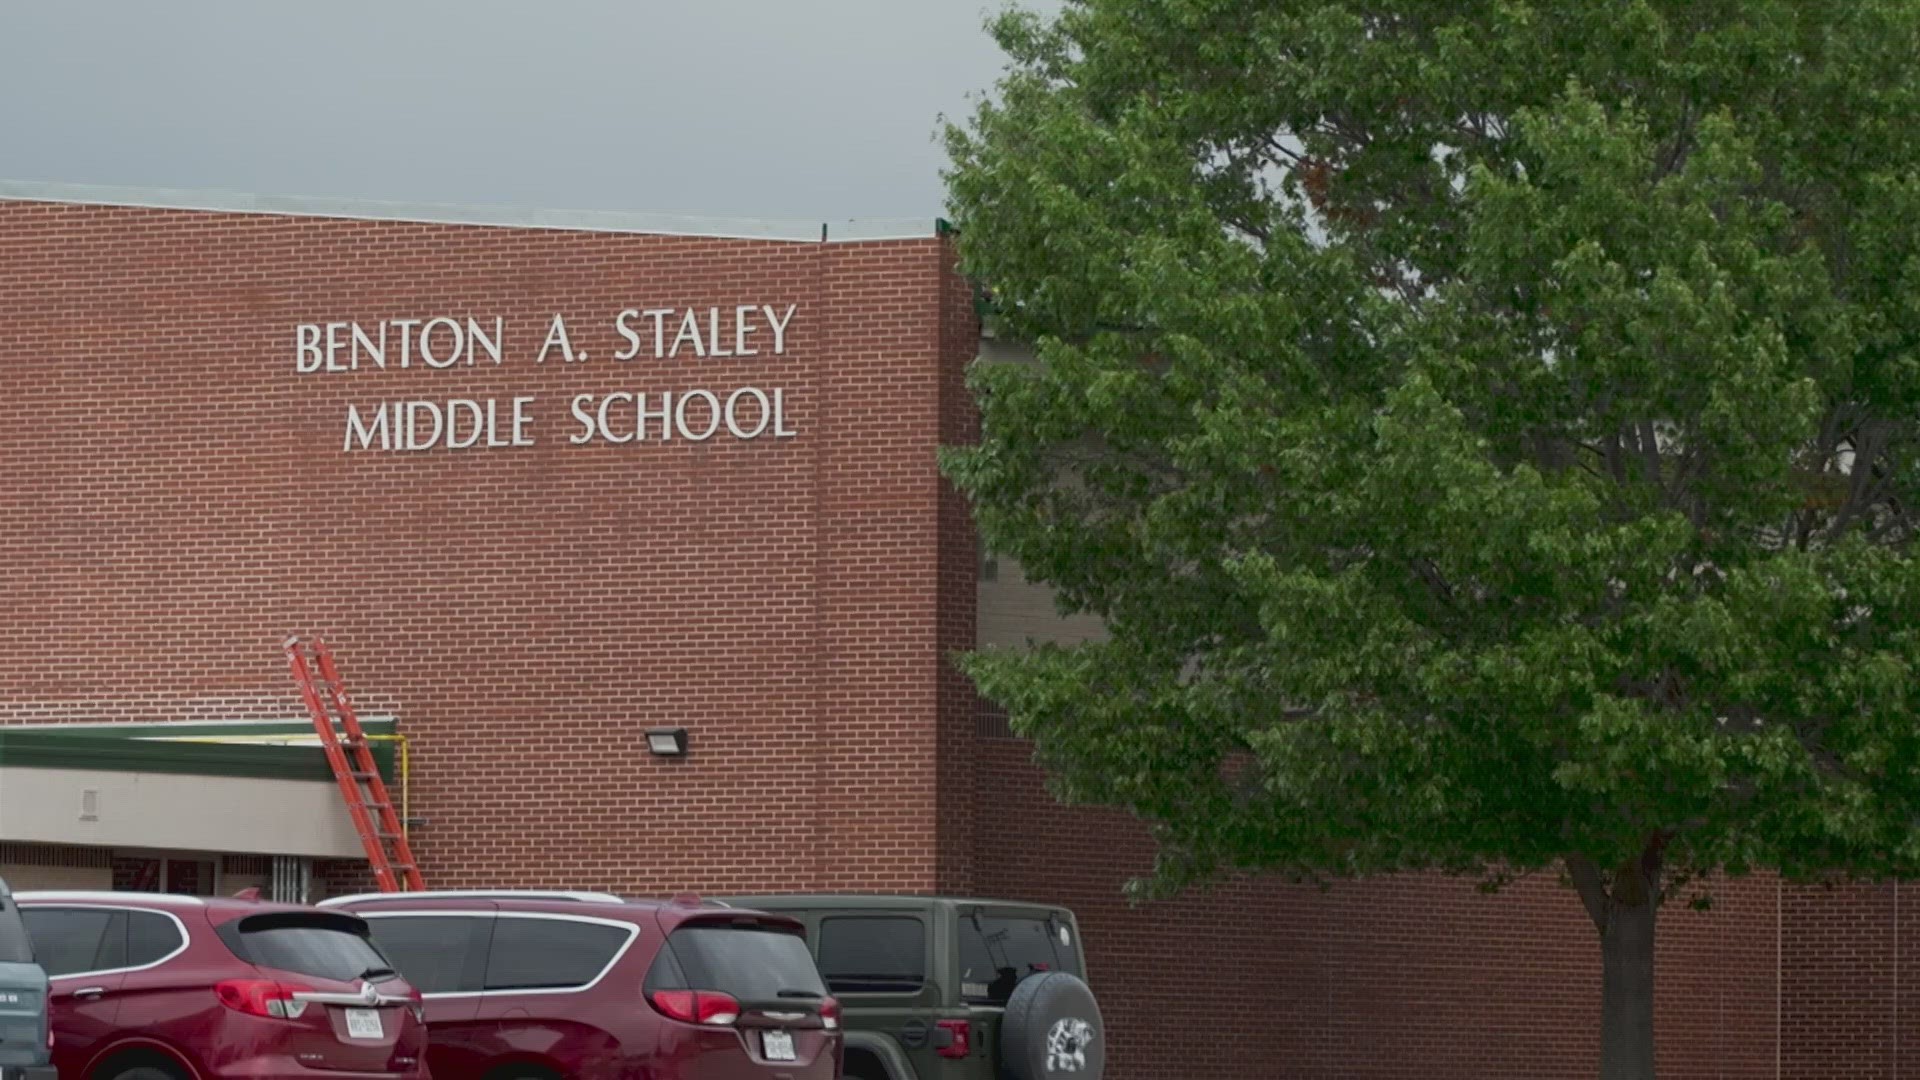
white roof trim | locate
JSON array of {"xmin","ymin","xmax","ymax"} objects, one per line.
[{"xmin": 0, "ymin": 179, "xmax": 943, "ymax": 243}]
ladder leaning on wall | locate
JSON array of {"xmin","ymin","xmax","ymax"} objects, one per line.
[{"xmin": 283, "ymin": 636, "xmax": 425, "ymax": 893}]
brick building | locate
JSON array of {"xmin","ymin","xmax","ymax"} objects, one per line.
[{"xmin": 0, "ymin": 180, "xmax": 1909, "ymax": 1079}]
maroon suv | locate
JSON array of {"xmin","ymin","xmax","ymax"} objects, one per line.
[
  {"xmin": 14, "ymin": 890, "xmax": 429, "ymax": 1080},
  {"xmin": 320, "ymin": 890, "xmax": 842, "ymax": 1080}
]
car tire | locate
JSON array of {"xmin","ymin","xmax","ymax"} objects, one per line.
[
  {"xmin": 100, "ymin": 1069, "xmax": 183, "ymax": 1080},
  {"xmin": 999, "ymin": 971, "xmax": 1105, "ymax": 1080}
]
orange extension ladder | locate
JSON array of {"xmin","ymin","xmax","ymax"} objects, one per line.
[{"xmin": 284, "ymin": 636, "xmax": 425, "ymax": 893}]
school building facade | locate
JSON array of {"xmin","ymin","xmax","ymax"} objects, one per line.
[{"xmin": 0, "ymin": 180, "xmax": 1910, "ymax": 1079}]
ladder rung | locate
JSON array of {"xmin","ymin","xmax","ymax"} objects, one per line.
[{"xmin": 292, "ymin": 635, "xmax": 422, "ymax": 893}]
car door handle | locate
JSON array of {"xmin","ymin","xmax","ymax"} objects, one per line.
[{"xmin": 69, "ymin": 986, "xmax": 108, "ymax": 1000}]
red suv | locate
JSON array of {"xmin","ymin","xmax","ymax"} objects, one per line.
[
  {"xmin": 320, "ymin": 890, "xmax": 842, "ymax": 1080},
  {"xmin": 13, "ymin": 890, "xmax": 429, "ymax": 1080}
]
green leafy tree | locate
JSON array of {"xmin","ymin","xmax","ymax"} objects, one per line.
[{"xmin": 939, "ymin": 3, "xmax": 1920, "ymax": 1076}]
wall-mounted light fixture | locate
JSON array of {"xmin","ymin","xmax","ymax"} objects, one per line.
[{"xmin": 646, "ymin": 726, "xmax": 689, "ymax": 758}]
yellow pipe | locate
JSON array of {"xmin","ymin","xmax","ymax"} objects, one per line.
[{"xmin": 362, "ymin": 734, "xmax": 410, "ymax": 837}]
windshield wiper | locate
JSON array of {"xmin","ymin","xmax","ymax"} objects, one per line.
[
  {"xmin": 776, "ymin": 988, "xmax": 824, "ymax": 999},
  {"xmin": 358, "ymin": 965, "xmax": 398, "ymax": 981}
]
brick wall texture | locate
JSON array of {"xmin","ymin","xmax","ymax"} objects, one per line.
[{"xmin": 0, "ymin": 196, "xmax": 1906, "ymax": 1079}]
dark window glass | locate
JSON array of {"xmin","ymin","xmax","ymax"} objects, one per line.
[
  {"xmin": 663, "ymin": 924, "xmax": 826, "ymax": 1002},
  {"xmin": 817, "ymin": 917, "xmax": 926, "ymax": 994},
  {"xmin": 21, "ymin": 908, "xmax": 125, "ymax": 977},
  {"xmin": 126, "ymin": 911, "xmax": 182, "ymax": 967},
  {"xmin": 366, "ymin": 916, "xmax": 486, "ymax": 994},
  {"xmin": 483, "ymin": 917, "xmax": 628, "ymax": 991},
  {"xmin": 641, "ymin": 940, "xmax": 687, "ymax": 993},
  {"xmin": 0, "ymin": 900, "xmax": 33, "ymax": 964},
  {"xmin": 224, "ymin": 913, "xmax": 392, "ymax": 983},
  {"xmin": 957, "ymin": 916, "xmax": 1076, "ymax": 1005}
]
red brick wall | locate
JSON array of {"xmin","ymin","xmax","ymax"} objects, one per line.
[
  {"xmin": 934, "ymin": 243, "xmax": 981, "ymax": 896},
  {"xmin": 1779, "ymin": 882, "xmax": 1920, "ymax": 1080},
  {"xmin": 974, "ymin": 737, "xmax": 1784, "ymax": 1080},
  {"xmin": 0, "ymin": 198, "xmax": 962, "ymax": 897}
]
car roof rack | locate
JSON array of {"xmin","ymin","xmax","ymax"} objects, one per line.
[
  {"xmin": 316, "ymin": 889, "xmax": 627, "ymax": 908},
  {"xmin": 12, "ymin": 890, "xmax": 208, "ymax": 905}
]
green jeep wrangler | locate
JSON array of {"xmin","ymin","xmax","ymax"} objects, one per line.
[{"xmin": 717, "ymin": 895, "xmax": 1104, "ymax": 1080}]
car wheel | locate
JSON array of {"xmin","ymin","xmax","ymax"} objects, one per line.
[
  {"xmin": 101, "ymin": 1069, "xmax": 183, "ymax": 1080},
  {"xmin": 1000, "ymin": 971, "xmax": 1105, "ymax": 1080}
]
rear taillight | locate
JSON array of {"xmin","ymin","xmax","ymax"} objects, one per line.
[
  {"xmin": 648, "ymin": 989, "xmax": 741, "ymax": 1026},
  {"xmin": 215, "ymin": 979, "xmax": 313, "ymax": 1019},
  {"xmin": 935, "ymin": 1018, "xmax": 971, "ymax": 1059},
  {"xmin": 820, "ymin": 996, "xmax": 841, "ymax": 1031}
]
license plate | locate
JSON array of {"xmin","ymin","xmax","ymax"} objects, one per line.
[
  {"xmin": 763, "ymin": 1030, "xmax": 796, "ymax": 1061},
  {"xmin": 344, "ymin": 1008, "xmax": 384, "ymax": 1040}
]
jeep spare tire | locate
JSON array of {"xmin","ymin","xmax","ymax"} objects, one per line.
[{"xmin": 1000, "ymin": 971, "xmax": 1105, "ymax": 1080}]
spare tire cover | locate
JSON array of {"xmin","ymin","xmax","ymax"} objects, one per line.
[{"xmin": 1000, "ymin": 971, "xmax": 1105, "ymax": 1080}]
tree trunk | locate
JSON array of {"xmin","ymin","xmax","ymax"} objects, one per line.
[
  {"xmin": 1598, "ymin": 887, "xmax": 1656, "ymax": 1080},
  {"xmin": 1567, "ymin": 844, "xmax": 1664, "ymax": 1080}
]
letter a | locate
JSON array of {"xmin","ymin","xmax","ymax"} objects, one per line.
[{"xmin": 537, "ymin": 313, "xmax": 578, "ymax": 364}]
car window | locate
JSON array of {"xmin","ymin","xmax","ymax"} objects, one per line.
[
  {"xmin": 958, "ymin": 914, "xmax": 1076, "ymax": 1005},
  {"xmin": 483, "ymin": 917, "xmax": 630, "ymax": 992},
  {"xmin": 21, "ymin": 907, "xmax": 126, "ymax": 977},
  {"xmin": 651, "ymin": 923, "xmax": 826, "ymax": 1002},
  {"xmin": 817, "ymin": 916, "xmax": 926, "ymax": 994},
  {"xmin": 0, "ymin": 895, "xmax": 34, "ymax": 964},
  {"xmin": 126, "ymin": 911, "xmax": 183, "ymax": 967},
  {"xmin": 365, "ymin": 915, "xmax": 489, "ymax": 994},
  {"xmin": 220, "ymin": 912, "xmax": 393, "ymax": 983}
]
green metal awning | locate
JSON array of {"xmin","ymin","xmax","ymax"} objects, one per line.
[{"xmin": 0, "ymin": 718, "xmax": 398, "ymax": 782}]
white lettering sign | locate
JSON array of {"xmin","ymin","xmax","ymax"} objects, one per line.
[{"xmin": 292, "ymin": 306, "xmax": 802, "ymax": 453}]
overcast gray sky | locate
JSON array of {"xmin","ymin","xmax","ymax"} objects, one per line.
[{"xmin": 0, "ymin": 1, "xmax": 1060, "ymax": 224}]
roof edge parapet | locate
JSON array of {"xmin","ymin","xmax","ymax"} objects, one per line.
[{"xmin": 0, "ymin": 179, "xmax": 942, "ymax": 243}]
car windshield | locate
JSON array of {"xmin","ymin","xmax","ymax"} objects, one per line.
[
  {"xmin": 653, "ymin": 923, "xmax": 827, "ymax": 1002},
  {"xmin": 221, "ymin": 912, "xmax": 395, "ymax": 983}
]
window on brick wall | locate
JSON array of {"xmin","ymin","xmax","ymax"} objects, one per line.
[{"xmin": 976, "ymin": 702, "xmax": 1015, "ymax": 739}]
